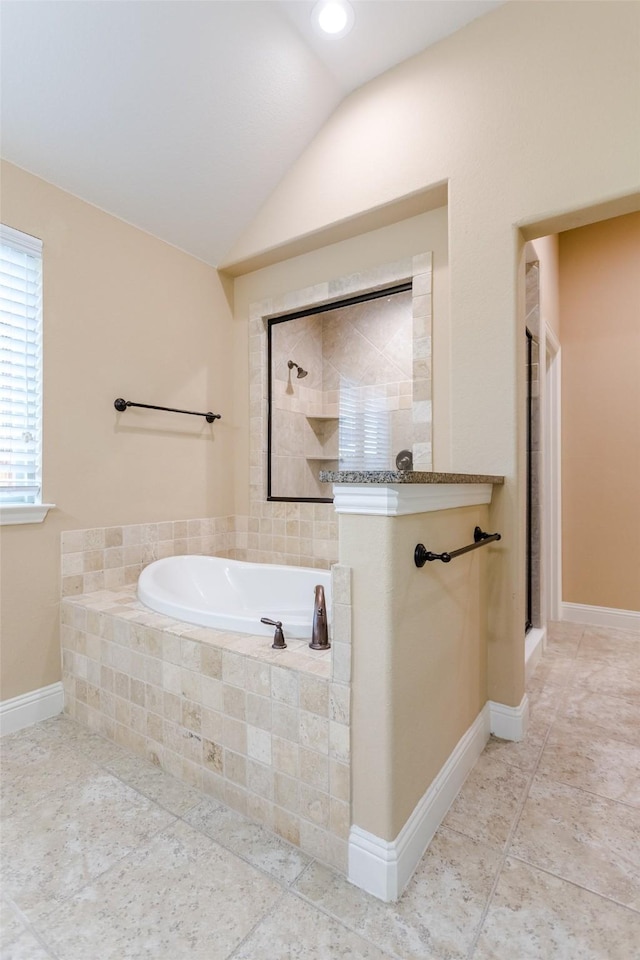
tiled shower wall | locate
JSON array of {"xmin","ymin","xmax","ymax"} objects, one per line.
[
  {"xmin": 249, "ymin": 254, "xmax": 432, "ymax": 535},
  {"xmin": 270, "ymin": 290, "xmax": 415, "ymax": 499}
]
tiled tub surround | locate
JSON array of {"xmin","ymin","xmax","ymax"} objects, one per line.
[
  {"xmin": 61, "ymin": 511, "xmax": 338, "ymax": 599},
  {"xmin": 60, "ymin": 517, "xmax": 237, "ymax": 598},
  {"xmin": 60, "ymin": 564, "xmax": 353, "ymax": 874}
]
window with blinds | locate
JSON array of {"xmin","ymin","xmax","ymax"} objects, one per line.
[{"xmin": 0, "ymin": 225, "xmax": 43, "ymax": 506}]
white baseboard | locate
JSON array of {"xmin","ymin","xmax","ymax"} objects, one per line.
[
  {"xmin": 0, "ymin": 682, "xmax": 64, "ymax": 736},
  {"xmin": 525, "ymin": 627, "xmax": 546, "ymax": 682},
  {"xmin": 489, "ymin": 695, "xmax": 529, "ymax": 742},
  {"xmin": 348, "ymin": 703, "xmax": 491, "ymax": 902},
  {"xmin": 561, "ymin": 602, "xmax": 640, "ymax": 632}
]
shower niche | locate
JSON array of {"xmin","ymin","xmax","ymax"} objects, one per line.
[{"xmin": 266, "ymin": 257, "xmax": 432, "ymax": 501}]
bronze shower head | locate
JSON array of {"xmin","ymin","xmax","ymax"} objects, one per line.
[{"xmin": 287, "ymin": 360, "xmax": 308, "ymax": 379}]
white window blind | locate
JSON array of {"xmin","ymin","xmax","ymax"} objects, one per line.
[
  {"xmin": 0, "ymin": 225, "xmax": 43, "ymax": 506},
  {"xmin": 339, "ymin": 380, "xmax": 390, "ymax": 470}
]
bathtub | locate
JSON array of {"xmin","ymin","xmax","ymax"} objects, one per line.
[{"xmin": 138, "ymin": 555, "xmax": 331, "ymax": 640}]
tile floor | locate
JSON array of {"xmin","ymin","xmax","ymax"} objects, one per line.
[{"xmin": 1, "ymin": 621, "xmax": 639, "ymax": 959}]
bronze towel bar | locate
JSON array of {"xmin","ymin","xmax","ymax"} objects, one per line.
[
  {"xmin": 414, "ymin": 526, "xmax": 501, "ymax": 566},
  {"xmin": 114, "ymin": 398, "xmax": 221, "ymax": 423}
]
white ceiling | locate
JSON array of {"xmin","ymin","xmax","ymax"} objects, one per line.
[{"xmin": 1, "ymin": 1, "xmax": 503, "ymax": 266}]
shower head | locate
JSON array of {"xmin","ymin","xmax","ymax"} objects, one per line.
[{"xmin": 287, "ymin": 360, "xmax": 308, "ymax": 379}]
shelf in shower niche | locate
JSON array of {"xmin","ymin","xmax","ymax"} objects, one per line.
[
  {"xmin": 304, "ymin": 412, "xmax": 339, "ymax": 422},
  {"xmin": 306, "ymin": 456, "xmax": 339, "ymax": 462}
]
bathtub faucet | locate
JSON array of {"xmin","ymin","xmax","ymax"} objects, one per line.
[
  {"xmin": 261, "ymin": 617, "xmax": 286, "ymax": 649},
  {"xmin": 309, "ymin": 584, "xmax": 331, "ymax": 650}
]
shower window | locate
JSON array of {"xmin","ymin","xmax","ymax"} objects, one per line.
[
  {"xmin": 339, "ymin": 381, "xmax": 390, "ymax": 471},
  {"xmin": 267, "ymin": 283, "xmax": 413, "ymax": 502}
]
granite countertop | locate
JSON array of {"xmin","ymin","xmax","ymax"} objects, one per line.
[{"xmin": 319, "ymin": 470, "xmax": 504, "ymax": 485}]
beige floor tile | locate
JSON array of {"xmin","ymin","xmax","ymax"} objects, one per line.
[
  {"xmin": 442, "ymin": 754, "xmax": 530, "ymax": 847},
  {"xmin": 527, "ymin": 656, "xmax": 574, "ymax": 689},
  {"xmin": 294, "ymin": 828, "xmax": 502, "ymax": 960},
  {"xmin": 578, "ymin": 626, "xmax": 640, "ymax": 664},
  {"xmin": 568, "ymin": 658, "xmax": 640, "ymax": 702},
  {"xmin": 39, "ymin": 820, "xmax": 281, "ymax": 960},
  {"xmin": 559, "ymin": 685, "xmax": 640, "ymax": 747},
  {"xmin": 105, "ymin": 754, "xmax": 203, "ymax": 815},
  {"xmin": 544, "ymin": 622, "xmax": 584, "ymax": 658},
  {"xmin": 511, "ymin": 777, "xmax": 640, "ymax": 910},
  {"xmin": 0, "ymin": 901, "xmax": 27, "ymax": 950},
  {"xmin": 482, "ymin": 718, "xmax": 548, "ymax": 774},
  {"xmin": 546, "ymin": 621, "xmax": 585, "ymax": 643},
  {"xmin": 183, "ymin": 797, "xmax": 311, "ymax": 883},
  {"xmin": 537, "ymin": 717, "xmax": 640, "ymax": 807},
  {"xmin": 37, "ymin": 713, "xmax": 131, "ymax": 764},
  {"xmin": 0, "ymin": 930, "xmax": 53, "ymax": 960},
  {"xmin": 473, "ymin": 858, "xmax": 640, "ymax": 960},
  {"xmin": 234, "ymin": 893, "xmax": 396, "ymax": 959},
  {"xmin": 1, "ymin": 740, "xmax": 99, "ymax": 820},
  {"xmin": 0, "ymin": 723, "xmax": 58, "ymax": 758},
  {"xmin": 1, "ymin": 772, "xmax": 175, "ymax": 920},
  {"xmin": 525, "ymin": 679, "xmax": 562, "ymax": 725}
]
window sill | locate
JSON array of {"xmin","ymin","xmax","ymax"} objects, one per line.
[{"xmin": 0, "ymin": 504, "xmax": 56, "ymax": 526}]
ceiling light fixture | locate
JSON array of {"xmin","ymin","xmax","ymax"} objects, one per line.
[{"xmin": 311, "ymin": 0, "xmax": 355, "ymax": 38}]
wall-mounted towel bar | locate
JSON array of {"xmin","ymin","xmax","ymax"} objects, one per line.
[
  {"xmin": 114, "ymin": 398, "xmax": 221, "ymax": 423},
  {"xmin": 414, "ymin": 526, "xmax": 501, "ymax": 566}
]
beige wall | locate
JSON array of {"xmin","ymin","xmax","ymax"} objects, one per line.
[
  {"xmin": 560, "ymin": 212, "xmax": 640, "ymax": 611},
  {"xmin": 0, "ymin": 162, "xmax": 235, "ymax": 701},
  {"xmin": 341, "ymin": 505, "xmax": 489, "ymax": 841},
  {"xmin": 226, "ymin": 1, "xmax": 640, "ymax": 708}
]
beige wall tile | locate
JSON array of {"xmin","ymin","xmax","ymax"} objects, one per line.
[
  {"xmin": 62, "ymin": 594, "xmax": 352, "ymax": 875},
  {"xmin": 299, "ymin": 675, "xmax": 329, "ymax": 717},
  {"xmin": 299, "ymin": 747, "xmax": 329, "ymax": 791},
  {"xmin": 300, "ymin": 784, "xmax": 330, "ymax": 828}
]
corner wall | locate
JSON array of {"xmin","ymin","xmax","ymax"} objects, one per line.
[
  {"xmin": 0, "ymin": 162, "xmax": 235, "ymax": 701},
  {"xmin": 341, "ymin": 504, "xmax": 489, "ymax": 841}
]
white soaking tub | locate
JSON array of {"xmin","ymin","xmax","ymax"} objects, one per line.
[{"xmin": 138, "ymin": 555, "xmax": 331, "ymax": 639}]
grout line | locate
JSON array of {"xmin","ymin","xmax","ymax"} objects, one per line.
[
  {"xmin": 224, "ymin": 894, "xmax": 285, "ymax": 959},
  {"xmin": 1, "ymin": 895, "xmax": 62, "ymax": 960},
  {"xmin": 289, "ymin": 885, "xmax": 405, "ymax": 960},
  {"xmin": 533, "ymin": 771, "xmax": 640, "ymax": 812},
  {"xmin": 58, "ymin": 673, "xmax": 348, "ymax": 872},
  {"xmin": 61, "ymin": 725, "xmax": 315, "ymax": 894},
  {"xmin": 6, "ymin": 726, "xmax": 184, "ymax": 932},
  {"xmin": 467, "ymin": 635, "xmax": 640, "ymax": 955},
  {"xmin": 40, "ymin": 813, "xmax": 180, "ymax": 921},
  {"xmin": 466, "ymin": 681, "xmax": 561, "ymax": 959},
  {"xmin": 507, "ymin": 855, "xmax": 640, "ymax": 916},
  {"xmin": 173, "ymin": 807, "xmax": 315, "ymax": 891}
]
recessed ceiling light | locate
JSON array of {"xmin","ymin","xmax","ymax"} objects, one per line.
[{"xmin": 311, "ymin": 0, "xmax": 355, "ymax": 38}]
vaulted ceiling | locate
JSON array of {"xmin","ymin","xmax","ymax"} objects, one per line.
[{"xmin": 1, "ymin": 1, "xmax": 503, "ymax": 265}]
